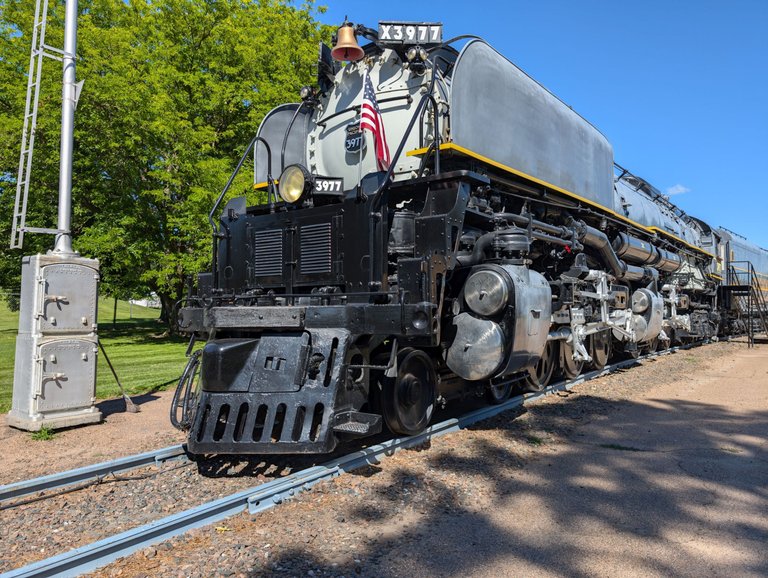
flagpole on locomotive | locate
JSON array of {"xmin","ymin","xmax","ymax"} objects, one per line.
[
  {"xmin": 356, "ymin": 67, "xmax": 366, "ymax": 197},
  {"xmin": 359, "ymin": 65, "xmax": 391, "ymax": 196}
]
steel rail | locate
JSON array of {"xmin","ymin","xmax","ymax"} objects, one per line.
[
  {"xmin": 4, "ymin": 343, "xmax": 700, "ymax": 578},
  {"xmin": 0, "ymin": 444, "xmax": 187, "ymax": 503}
]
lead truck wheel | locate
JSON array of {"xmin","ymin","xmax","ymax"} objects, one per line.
[
  {"xmin": 381, "ymin": 348, "xmax": 437, "ymax": 436},
  {"xmin": 485, "ymin": 381, "xmax": 513, "ymax": 404}
]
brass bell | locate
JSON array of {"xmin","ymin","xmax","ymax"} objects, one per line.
[{"xmin": 331, "ymin": 22, "xmax": 364, "ymax": 62}]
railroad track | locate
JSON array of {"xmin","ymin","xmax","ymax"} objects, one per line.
[
  {"xmin": 1, "ymin": 343, "xmax": 701, "ymax": 578},
  {"xmin": 0, "ymin": 445, "xmax": 188, "ymax": 504}
]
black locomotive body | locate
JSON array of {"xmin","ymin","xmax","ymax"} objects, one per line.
[{"xmin": 174, "ymin": 21, "xmax": 768, "ymax": 455}]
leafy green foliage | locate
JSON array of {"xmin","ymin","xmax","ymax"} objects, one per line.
[
  {"xmin": 0, "ymin": 0, "xmax": 332, "ymax": 325},
  {"xmin": 31, "ymin": 426, "xmax": 56, "ymax": 440},
  {"xmin": 0, "ymin": 299, "xmax": 189, "ymax": 413},
  {"xmin": 0, "ymin": 301, "xmax": 19, "ymax": 409}
]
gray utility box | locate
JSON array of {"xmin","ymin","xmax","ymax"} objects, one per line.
[{"xmin": 7, "ymin": 253, "xmax": 102, "ymax": 431}]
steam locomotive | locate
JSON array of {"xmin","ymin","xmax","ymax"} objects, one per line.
[{"xmin": 172, "ymin": 21, "xmax": 768, "ymax": 455}]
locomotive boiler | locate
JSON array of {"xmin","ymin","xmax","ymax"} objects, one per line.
[{"xmin": 172, "ymin": 20, "xmax": 766, "ymax": 455}]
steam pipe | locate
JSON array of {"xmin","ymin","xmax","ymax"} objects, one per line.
[
  {"xmin": 495, "ymin": 212, "xmax": 574, "ymax": 238},
  {"xmin": 456, "ymin": 229, "xmax": 498, "ymax": 267},
  {"xmin": 533, "ymin": 231, "xmax": 581, "ymax": 249},
  {"xmin": 455, "ymin": 226, "xmax": 581, "ymax": 267},
  {"xmin": 612, "ymin": 232, "xmax": 683, "ymax": 273},
  {"xmin": 460, "ymin": 212, "xmax": 582, "ymax": 262},
  {"xmin": 574, "ymin": 221, "xmax": 656, "ymax": 282},
  {"xmin": 578, "ymin": 223, "xmax": 626, "ymax": 278}
]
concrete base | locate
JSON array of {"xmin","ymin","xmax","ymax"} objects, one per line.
[{"xmin": 6, "ymin": 406, "xmax": 102, "ymax": 432}]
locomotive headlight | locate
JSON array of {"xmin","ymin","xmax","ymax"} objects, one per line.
[
  {"xmin": 406, "ymin": 46, "xmax": 428, "ymax": 62},
  {"xmin": 278, "ymin": 164, "xmax": 311, "ymax": 204},
  {"xmin": 300, "ymin": 85, "xmax": 315, "ymax": 101}
]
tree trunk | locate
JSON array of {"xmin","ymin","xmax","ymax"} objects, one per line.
[{"xmin": 158, "ymin": 292, "xmax": 179, "ymax": 335}]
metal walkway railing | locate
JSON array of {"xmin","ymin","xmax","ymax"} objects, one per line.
[{"xmin": 723, "ymin": 261, "xmax": 768, "ymax": 347}]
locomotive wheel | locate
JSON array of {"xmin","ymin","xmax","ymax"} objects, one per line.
[
  {"xmin": 644, "ymin": 337, "xmax": 660, "ymax": 353},
  {"xmin": 587, "ymin": 331, "xmax": 612, "ymax": 371},
  {"xmin": 522, "ymin": 340, "xmax": 557, "ymax": 392},
  {"xmin": 381, "ymin": 348, "xmax": 437, "ymax": 436},
  {"xmin": 486, "ymin": 381, "xmax": 514, "ymax": 404},
  {"xmin": 560, "ymin": 340, "xmax": 584, "ymax": 380}
]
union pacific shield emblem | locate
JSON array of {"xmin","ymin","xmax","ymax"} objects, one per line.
[{"xmin": 345, "ymin": 122, "xmax": 366, "ymax": 153}]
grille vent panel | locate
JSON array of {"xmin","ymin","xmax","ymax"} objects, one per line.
[
  {"xmin": 300, "ymin": 223, "xmax": 332, "ymax": 275},
  {"xmin": 254, "ymin": 229, "xmax": 283, "ymax": 277}
]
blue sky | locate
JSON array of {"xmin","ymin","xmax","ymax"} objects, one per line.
[{"xmin": 318, "ymin": 1, "xmax": 768, "ymax": 247}]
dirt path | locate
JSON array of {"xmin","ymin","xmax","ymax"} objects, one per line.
[
  {"xmin": 380, "ymin": 346, "xmax": 768, "ymax": 578},
  {"xmin": 0, "ymin": 390, "xmax": 185, "ymax": 485}
]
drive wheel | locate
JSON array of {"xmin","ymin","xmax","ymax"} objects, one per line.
[
  {"xmin": 381, "ymin": 348, "xmax": 436, "ymax": 436},
  {"xmin": 561, "ymin": 340, "xmax": 584, "ymax": 380},
  {"xmin": 588, "ymin": 331, "xmax": 612, "ymax": 371},
  {"xmin": 522, "ymin": 340, "xmax": 557, "ymax": 392}
]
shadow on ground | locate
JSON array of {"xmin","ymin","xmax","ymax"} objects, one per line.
[
  {"xmin": 259, "ymin": 390, "xmax": 768, "ymax": 577},
  {"xmin": 97, "ymin": 392, "xmax": 162, "ymax": 418}
]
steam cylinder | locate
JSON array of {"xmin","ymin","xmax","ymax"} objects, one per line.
[{"xmin": 446, "ymin": 264, "xmax": 551, "ymax": 381}]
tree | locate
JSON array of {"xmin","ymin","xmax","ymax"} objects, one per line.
[{"xmin": 0, "ymin": 0, "xmax": 331, "ymax": 326}]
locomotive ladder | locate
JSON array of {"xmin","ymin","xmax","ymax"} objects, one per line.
[
  {"xmin": 722, "ymin": 261, "xmax": 768, "ymax": 347},
  {"xmin": 10, "ymin": 0, "xmax": 72, "ymax": 249}
]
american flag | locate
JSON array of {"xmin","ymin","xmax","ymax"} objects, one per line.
[{"xmin": 360, "ymin": 70, "xmax": 391, "ymax": 171}]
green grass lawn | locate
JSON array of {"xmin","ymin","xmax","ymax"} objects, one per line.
[{"xmin": 0, "ymin": 298, "xmax": 189, "ymax": 413}]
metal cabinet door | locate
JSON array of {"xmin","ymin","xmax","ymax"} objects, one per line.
[
  {"xmin": 35, "ymin": 339, "xmax": 97, "ymax": 413},
  {"xmin": 39, "ymin": 263, "xmax": 98, "ymax": 333}
]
